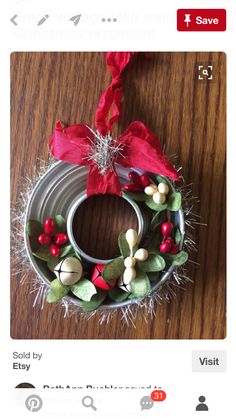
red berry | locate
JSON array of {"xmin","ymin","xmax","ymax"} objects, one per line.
[
  {"xmin": 38, "ymin": 233, "xmax": 51, "ymax": 245},
  {"xmin": 140, "ymin": 173, "xmax": 150, "ymax": 188},
  {"xmin": 161, "ymin": 222, "xmax": 173, "ymax": 237},
  {"xmin": 44, "ymin": 217, "xmax": 56, "ymax": 234},
  {"xmin": 128, "ymin": 171, "xmax": 142, "ymax": 185},
  {"xmin": 124, "ymin": 183, "xmax": 143, "ymax": 192},
  {"xmin": 54, "ymin": 233, "xmax": 68, "ymax": 246},
  {"xmin": 159, "ymin": 241, "xmax": 171, "ymax": 253},
  {"xmin": 49, "ymin": 244, "xmax": 61, "ymax": 257},
  {"xmin": 169, "ymin": 244, "xmax": 179, "ymax": 254}
]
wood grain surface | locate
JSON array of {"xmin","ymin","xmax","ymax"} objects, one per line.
[{"xmin": 10, "ymin": 52, "xmax": 226, "ymax": 339}]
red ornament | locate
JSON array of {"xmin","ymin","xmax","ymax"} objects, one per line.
[
  {"xmin": 124, "ymin": 183, "xmax": 143, "ymax": 192},
  {"xmin": 91, "ymin": 264, "xmax": 116, "ymax": 290},
  {"xmin": 161, "ymin": 222, "xmax": 173, "ymax": 237},
  {"xmin": 140, "ymin": 173, "xmax": 150, "ymax": 188},
  {"xmin": 44, "ymin": 217, "xmax": 56, "ymax": 234},
  {"xmin": 128, "ymin": 171, "xmax": 142, "ymax": 186},
  {"xmin": 49, "ymin": 244, "xmax": 61, "ymax": 257},
  {"xmin": 169, "ymin": 244, "xmax": 179, "ymax": 254},
  {"xmin": 160, "ymin": 241, "xmax": 171, "ymax": 254},
  {"xmin": 54, "ymin": 233, "xmax": 68, "ymax": 246},
  {"xmin": 38, "ymin": 233, "xmax": 51, "ymax": 245}
]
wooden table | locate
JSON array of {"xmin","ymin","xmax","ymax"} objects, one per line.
[{"xmin": 11, "ymin": 52, "xmax": 226, "ymax": 339}]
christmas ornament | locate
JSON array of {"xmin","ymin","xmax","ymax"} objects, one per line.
[
  {"xmin": 15, "ymin": 52, "xmax": 198, "ymax": 323},
  {"xmin": 91, "ymin": 264, "xmax": 116, "ymax": 291}
]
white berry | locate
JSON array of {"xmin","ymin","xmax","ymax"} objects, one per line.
[
  {"xmin": 118, "ymin": 277, "xmax": 132, "ymax": 292},
  {"xmin": 134, "ymin": 248, "xmax": 149, "ymax": 261},
  {"xmin": 144, "ymin": 184, "xmax": 158, "ymax": 196},
  {"xmin": 124, "ymin": 257, "xmax": 136, "ymax": 268},
  {"xmin": 125, "ymin": 229, "xmax": 138, "ymax": 248},
  {"xmin": 158, "ymin": 182, "xmax": 169, "ymax": 195},
  {"xmin": 54, "ymin": 257, "xmax": 83, "ymax": 286},
  {"xmin": 123, "ymin": 267, "xmax": 136, "ymax": 283},
  {"xmin": 153, "ymin": 191, "xmax": 166, "ymax": 204}
]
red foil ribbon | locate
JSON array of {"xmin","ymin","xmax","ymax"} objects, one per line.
[{"xmin": 50, "ymin": 52, "xmax": 180, "ymax": 196}]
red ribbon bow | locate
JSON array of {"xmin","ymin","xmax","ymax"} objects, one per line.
[{"xmin": 50, "ymin": 52, "xmax": 180, "ymax": 196}]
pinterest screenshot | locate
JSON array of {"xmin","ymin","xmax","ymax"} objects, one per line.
[{"xmin": 0, "ymin": 0, "xmax": 234, "ymax": 417}]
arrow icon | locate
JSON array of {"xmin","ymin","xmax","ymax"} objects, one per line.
[
  {"xmin": 10, "ymin": 14, "xmax": 18, "ymax": 26},
  {"xmin": 69, "ymin": 14, "xmax": 81, "ymax": 26}
]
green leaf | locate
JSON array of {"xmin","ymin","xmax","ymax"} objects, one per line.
[
  {"xmin": 145, "ymin": 195, "xmax": 167, "ymax": 212},
  {"xmin": 71, "ymin": 280, "xmax": 97, "ymax": 302},
  {"xmin": 175, "ymin": 228, "xmax": 182, "ymax": 245},
  {"xmin": 123, "ymin": 191, "xmax": 147, "ymax": 202},
  {"xmin": 81, "ymin": 290, "xmax": 107, "ymax": 312},
  {"xmin": 54, "ymin": 215, "xmax": 66, "ymax": 233},
  {"xmin": 148, "ymin": 272, "xmax": 160, "ymax": 282},
  {"xmin": 165, "ymin": 250, "xmax": 188, "ymax": 266},
  {"xmin": 47, "ymin": 255, "xmax": 60, "ymax": 272},
  {"xmin": 118, "ymin": 231, "xmax": 130, "ymax": 258},
  {"xmin": 167, "ymin": 192, "xmax": 182, "ymax": 211},
  {"xmin": 74, "ymin": 251, "xmax": 82, "ymax": 261},
  {"xmin": 46, "ymin": 279, "xmax": 69, "ymax": 303},
  {"xmin": 118, "ymin": 231, "xmax": 138, "ymax": 258},
  {"xmin": 102, "ymin": 257, "xmax": 125, "ymax": 282},
  {"xmin": 150, "ymin": 212, "xmax": 161, "ymax": 231},
  {"xmin": 156, "ymin": 175, "xmax": 169, "ymax": 185},
  {"xmin": 108, "ymin": 287, "xmax": 130, "ymax": 302},
  {"xmin": 150, "ymin": 211, "xmax": 167, "ymax": 232},
  {"xmin": 32, "ymin": 245, "xmax": 51, "ymax": 261},
  {"xmin": 130, "ymin": 272, "xmax": 151, "ymax": 298},
  {"xmin": 137, "ymin": 253, "xmax": 166, "ymax": 272},
  {"xmin": 26, "ymin": 220, "xmax": 43, "ymax": 237},
  {"xmin": 60, "ymin": 245, "xmax": 73, "ymax": 258}
]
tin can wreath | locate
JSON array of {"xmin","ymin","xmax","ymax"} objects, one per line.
[{"xmin": 21, "ymin": 52, "xmax": 195, "ymax": 320}]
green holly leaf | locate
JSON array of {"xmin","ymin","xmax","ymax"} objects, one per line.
[
  {"xmin": 108, "ymin": 287, "xmax": 130, "ymax": 302},
  {"xmin": 32, "ymin": 245, "xmax": 51, "ymax": 262},
  {"xmin": 156, "ymin": 175, "xmax": 169, "ymax": 185},
  {"xmin": 26, "ymin": 220, "xmax": 43, "ymax": 237},
  {"xmin": 130, "ymin": 272, "xmax": 151, "ymax": 298},
  {"xmin": 123, "ymin": 191, "xmax": 147, "ymax": 202},
  {"xmin": 47, "ymin": 255, "xmax": 60, "ymax": 272},
  {"xmin": 46, "ymin": 279, "xmax": 69, "ymax": 303},
  {"xmin": 54, "ymin": 215, "xmax": 66, "ymax": 233},
  {"xmin": 175, "ymin": 228, "xmax": 182, "ymax": 245},
  {"xmin": 71, "ymin": 280, "xmax": 97, "ymax": 302},
  {"xmin": 81, "ymin": 290, "xmax": 107, "ymax": 312},
  {"xmin": 60, "ymin": 245, "xmax": 73, "ymax": 258},
  {"xmin": 137, "ymin": 253, "xmax": 166, "ymax": 272},
  {"xmin": 167, "ymin": 192, "xmax": 182, "ymax": 211},
  {"xmin": 145, "ymin": 195, "xmax": 167, "ymax": 212},
  {"xmin": 102, "ymin": 257, "xmax": 125, "ymax": 282},
  {"xmin": 165, "ymin": 250, "xmax": 188, "ymax": 266}
]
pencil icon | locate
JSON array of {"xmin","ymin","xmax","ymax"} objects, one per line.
[{"xmin": 37, "ymin": 15, "xmax": 49, "ymax": 26}]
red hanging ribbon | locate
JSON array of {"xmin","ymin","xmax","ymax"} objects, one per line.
[{"xmin": 50, "ymin": 52, "xmax": 180, "ymax": 196}]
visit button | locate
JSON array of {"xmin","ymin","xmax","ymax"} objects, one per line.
[
  {"xmin": 177, "ymin": 9, "xmax": 226, "ymax": 31},
  {"xmin": 192, "ymin": 350, "xmax": 227, "ymax": 372}
]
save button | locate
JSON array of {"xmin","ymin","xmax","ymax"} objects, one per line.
[{"xmin": 177, "ymin": 9, "xmax": 226, "ymax": 31}]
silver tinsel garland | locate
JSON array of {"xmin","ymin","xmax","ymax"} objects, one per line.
[{"xmin": 11, "ymin": 156, "xmax": 201, "ymax": 326}]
